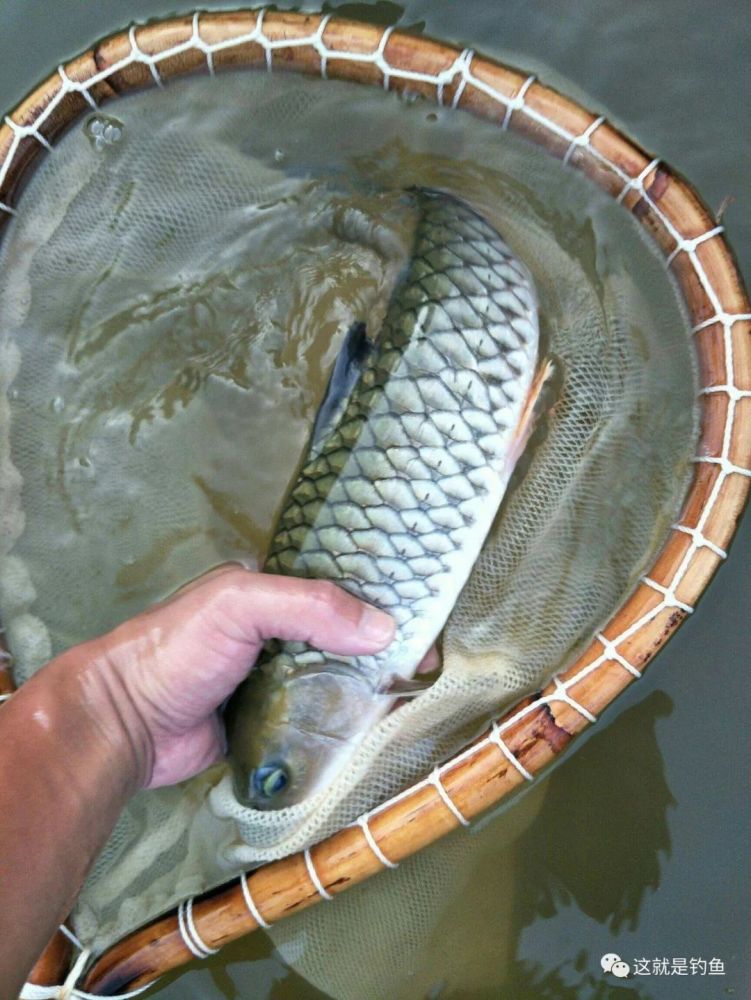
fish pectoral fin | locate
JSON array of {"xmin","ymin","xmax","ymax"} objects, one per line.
[
  {"xmin": 381, "ymin": 672, "xmax": 441, "ymax": 698},
  {"xmin": 311, "ymin": 320, "xmax": 373, "ymax": 450},
  {"xmin": 505, "ymin": 355, "xmax": 557, "ymax": 472}
]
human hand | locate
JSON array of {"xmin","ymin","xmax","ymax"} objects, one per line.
[{"xmin": 88, "ymin": 565, "xmax": 396, "ymax": 789}]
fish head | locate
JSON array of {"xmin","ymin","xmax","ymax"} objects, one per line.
[{"xmin": 228, "ymin": 661, "xmax": 373, "ymax": 810}]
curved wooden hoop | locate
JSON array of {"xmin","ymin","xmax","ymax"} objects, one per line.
[{"xmin": 0, "ymin": 9, "xmax": 747, "ymax": 996}]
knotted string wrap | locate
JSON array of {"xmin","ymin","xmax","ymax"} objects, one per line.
[{"xmin": 0, "ymin": 8, "xmax": 740, "ymax": 995}]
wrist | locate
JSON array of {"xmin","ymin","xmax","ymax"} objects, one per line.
[
  {"xmin": 0, "ymin": 639, "xmax": 153, "ymax": 991},
  {"xmin": 48, "ymin": 639, "xmax": 155, "ymax": 794}
]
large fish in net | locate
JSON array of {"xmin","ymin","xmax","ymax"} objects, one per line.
[{"xmin": 226, "ymin": 188, "xmax": 545, "ymax": 810}]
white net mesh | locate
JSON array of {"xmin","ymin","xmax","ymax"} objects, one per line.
[{"xmin": 0, "ymin": 64, "xmax": 697, "ymax": 964}]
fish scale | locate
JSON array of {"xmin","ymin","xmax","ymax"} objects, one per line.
[{"xmin": 226, "ymin": 188, "xmax": 540, "ymax": 809}]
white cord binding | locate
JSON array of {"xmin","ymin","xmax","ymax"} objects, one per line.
[
  {"xmin": 239, "ymin": 872, "xmax": 271, "ymax": 928},
  {"xmin": 489, "ymin": 721, "xmax": 533, "ymax": 781},
  {"xmin": 429, "ymin": 767, "xmax": 470, "ymax": 826},
  {"xmin": 177, "ymin": 898, "xmax": 218, "ymax": 959},
  {"xmin": 304, "ymin": 847, "xmax": 333, "ymax": 901},
  {"xmin": 355, "ymin": 814, "xmax": 399, "ymax": 868}
]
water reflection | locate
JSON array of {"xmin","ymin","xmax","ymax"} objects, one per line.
[
  {"xmin": 511, "ymin": 690, "xmax": 674, "ymax": 937},
  {"xmin": 498, "ymin": 690, "xmax": 674, "ymax": 998},
  {"xmin": 504, "ymin": 955, "xmax": 655, "ymax": 1000}
]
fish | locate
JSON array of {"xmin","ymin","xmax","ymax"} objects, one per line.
[{"xmin": 224, "ymin": 188, "xmax": 542, "ymax": 810}]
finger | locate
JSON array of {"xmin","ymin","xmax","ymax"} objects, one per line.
[{"xmin": 209, "ymin": 571, "xmax": 396, "ymax": 655}]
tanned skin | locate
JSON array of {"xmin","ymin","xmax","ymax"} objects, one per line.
[{"xmin": 0, "ymin": 565, "xmax": 395, "ymax": 997}]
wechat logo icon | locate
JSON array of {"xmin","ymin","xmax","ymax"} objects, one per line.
[{"xmin": 601, "ymin": 953, "xmax": 631, "ymax": 979}]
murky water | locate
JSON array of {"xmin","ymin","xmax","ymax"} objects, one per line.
[{"xmin": 0, "ymin": 1, "xmax": 748, "ymax": 998}]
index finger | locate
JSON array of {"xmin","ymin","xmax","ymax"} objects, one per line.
[{"xmin": 201, "ymin": 570, "xmax": 397, "ymax": 656}]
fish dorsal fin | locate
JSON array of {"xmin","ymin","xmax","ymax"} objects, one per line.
[{"xmin": 311, "ymin": 321, "xmax": 373, "ymax": 450}]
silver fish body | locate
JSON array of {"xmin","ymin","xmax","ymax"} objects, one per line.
[{"xmin": 225, "ymin": 189, "xmax": 540, "ymax": 809}]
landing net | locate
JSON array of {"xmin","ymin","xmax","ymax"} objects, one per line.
[{"xmin": 0, "ymin": 10, "xmax": 746, "ymax": 998}]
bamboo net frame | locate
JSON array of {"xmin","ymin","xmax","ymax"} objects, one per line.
[{"xmin": 0, "ymin": 8, "xmax": 747, "ymax": 997}]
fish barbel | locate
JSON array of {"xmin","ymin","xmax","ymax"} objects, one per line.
[{"xmin": 225, "ymin": 188, "xmax": 540, "ymax": 809}]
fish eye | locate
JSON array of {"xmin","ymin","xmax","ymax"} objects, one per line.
[{"xmin": 252, "ymin": 763, "xmax": 290, "ymax": 800}]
